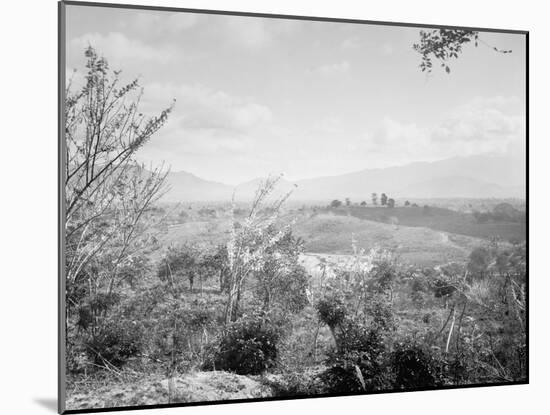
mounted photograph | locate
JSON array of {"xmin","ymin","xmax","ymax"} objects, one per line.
[{"xmin": 59, "ymin": 1, "xmax": 528, "ymax": 413}]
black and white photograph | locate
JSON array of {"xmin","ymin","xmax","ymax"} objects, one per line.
[{"xmin": 59, "ymin": 1, "xmax": 527, "ymax": 412}]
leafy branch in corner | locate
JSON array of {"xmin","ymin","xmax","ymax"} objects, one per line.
[{"xmin": 413, "ymin": 29, "xmax": 512, "ymax": 74}]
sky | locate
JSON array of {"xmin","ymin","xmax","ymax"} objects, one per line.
[{"xmin": 65, "ymin": 4, "xmax": 527, "ymax": 185}]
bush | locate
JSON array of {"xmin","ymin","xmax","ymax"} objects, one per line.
[
  {"xmin": 366, "ymin": 298, "xmax": 396, "ymax": 332},
  {"xmin": 85, "ymin": 317, "xmax": 145, "ymax": 368},
  {"xmin": 410, "ymin": 277, "xmax": 427, "ymax": 306},
  {"xmin": 322, "ymin": 319, "xmax": 390, "ymax": 393},
  {"xmin": 431, "ymin": 276, "xmax": 456, "ymax": 299},
  {"xmin": 315, "ymin": 287, "xmax": 395, "ymax": 393},
  {"xmin": 76, "ymin": 292, "xmax": 120, "ymax": 332},
  {"xmin": 318, "ymin": 332, "xmax": 389, "ymax": 393},
  {"xmin": 318, "ymin": 365, "xmax": 365, "ymax": 394},
  {"xmin": 316, "ymin": 292, "xmax": 347, "ymax": 329},
  {"xmin": 207, "ymin": 315, "xmax": 281, "ymax": 375},
  {"xmin": 315, "ymin": 299, "xmax": 391, "ymax": 393},
  {"xmin": 390, "ymin": 340, "xmax": 444, "ymax": 390},
  {"xmin": 467, "ymin": 247, "xmax": 491, "ymax": 280},
  {"xmin": 268, "ymin": 371, "xmax": 324, "ymax": 397},
  {"xmin": 149, "ymin": 299, "xmax": 217, "ymax": 364}
]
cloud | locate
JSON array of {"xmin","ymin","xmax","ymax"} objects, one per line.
[
  {"xmin": 341, "ymin": 37, "xmax": 361, "ymax": 50},
  {"xmin": 221, "ymin": 16, "xmax": 300, "ymax": 49},
  {"xmin": 224, "ymin": 17, "xmax": 271, "ymax": 48},
  {"xmin": 314, "ymin": 61, "xmax": 351, "ymax": 76},
  {"xmin": 431, "ymin": 96, "xmax": 524, "ymax": 148},
  {"xmin": 315, "ymin": 117, "xmax": 345, "ymax": 134},
  {"xmin": 69, "ymin": 32, "xmax": 176, "ymax": 66},
  {"xmin": 287, "ymin": 96, "xmax": 524, "ymax": 176},
  {"xmin": 366, "ymin": 96, "xmax": 525, "ymax": 161},
  {"xmin": 143, "ymin": 83, "xmax": 272, "ymax": 133},
  {"xmin": 381, "ymin": 43, "xmax": 393, "ymax": 56},
  {"xmin": 132, "ymin": 82, "xmax": 274, "ymax": 167},
  {"xmin": 127, "ymin": 12, "xmax": 200, "ymax": 34},
  {"xmin": 160, "ymin": 13, "xmax": 200, "ymax": 33}
]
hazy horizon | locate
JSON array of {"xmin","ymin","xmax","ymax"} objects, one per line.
[
  {"xmin": 167, "ymin": 152, "xmax": 525, "ymax": 186},
  {"xmin": 66, "ymin": 6, "xmax": 526, "ymax": 185}
]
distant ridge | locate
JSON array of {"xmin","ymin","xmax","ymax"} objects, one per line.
[
  {"xmin": 161, "ymin": 154, "xmax": 526, "ymax": 202},
  {"xmin": 163, "ymin": 171, "xmax": 233, "ymax": 202}
]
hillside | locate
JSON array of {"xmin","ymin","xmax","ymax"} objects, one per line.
[
  {"xmin": 396, "ymin": 176, "xmax": 513, "ymax": 198},
  {"xmin": 161, "ymin": 154, "xmax": 526, "ymax": 202},
  {"xmin": 163, "ymin": 171, "xmax": 233, "ymax": 202},
  {"xmin": 292, "ymin": 213, "xmax": 486, "ymax": 266},
  {"xmin": 325, "ymin": 205, "xmax": 526, "ymax": 242},
  {"xmin": 292, "ymin": 154, "xmax": 525, "ymax": 200}
]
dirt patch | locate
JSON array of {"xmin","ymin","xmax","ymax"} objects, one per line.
[{"xmin": 66, "ymin": 371, "xmax": 273, "ymax": 411}]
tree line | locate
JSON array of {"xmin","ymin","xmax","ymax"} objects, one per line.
[{"xmin": 330, "ymin": 193, "xmax": 414, "ymax": 209}]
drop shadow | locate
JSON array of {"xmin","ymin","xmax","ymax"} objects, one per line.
[{"xmin": 34, "ymin": 398, "xmax": 57, "ymax": 413}]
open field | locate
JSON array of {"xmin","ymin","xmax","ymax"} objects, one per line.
[
  {"xmin": 292, "ymin": 212, "xmax": 486, "ymax": 267},
  {"xmin": 323, "ymin": 206, "xmax": 526, "ymax": 242},
  {"xmin": 155, "ymin": 208, "xmax": 504, "ymax": 268}
]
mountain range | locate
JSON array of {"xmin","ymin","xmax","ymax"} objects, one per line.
[{"xmin": 161, "ymin": 154, "xmax": 526, "ymax": 202}]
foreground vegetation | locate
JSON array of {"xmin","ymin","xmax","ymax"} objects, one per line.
[{"xmin": 65, "ymin": 169, "xmax": 526, "ymax": 407}]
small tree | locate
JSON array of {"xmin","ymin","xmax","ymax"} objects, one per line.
[
  {"xmin": 380, "ymin": 193, "xmax": 388, "ymax": 206},
  {"xmin": 371, "ymin": 193, "xmax": 378, "ymax": 205},
  {"xmin": 387, "ymin": 198, "xmax": 395, "ymax": 208},
  {"xmin": 224, "ymin": 175, "xmax": 293, "ymax": 323},
  {"xmin": 330, "ymin": 199, "xmax": 343, "ymax": 208},
  {"xmin": 254, "ymin": 229, "xmax": 308, "ymax": 313},
  {"xmin": 370, "ymin": 258, "xmax": 398, "ymax": 303},
  {"xmin": 467, "ymin": 247, "xmax": 491, "ymax": 280},
  {"xmin": 157, "ymin": 245, "xmax": 200, "ymax": 291},
  {"xmin": 65, "ymin": 47, "xmax": 173, "ymax": 366},
  {"xmin": 360, "ymin": 201, "xmax": 367, "ymax": 207},
  {"xmin": 404, "ymin": 200, "xmax": 410, "ymax": 206},
  {"xmin": 203, "ymin": 244, "xmax": 230, "ymax": 292},
  {"xmin": 345, "ymin": 198, "xmax": 351, "ymax": 207}
]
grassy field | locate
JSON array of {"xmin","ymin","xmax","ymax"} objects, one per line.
[
  {"xmin": 157, "ymin": 210, "xmax": 489, "ymax": 268},
  {"xmin": 323, "ymin": 205, "xmax": 526, "ymax": 242},
  {"xmin": 292, "ymin": 213, "xmax": 486, "ymax": 267}
]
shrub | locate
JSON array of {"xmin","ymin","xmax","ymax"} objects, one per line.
[
  {"xmin": 315, "ymin": 285, "xmax": 396, "ymax": 392},
  {"xmin": 318, "ymin": 365, "xmax": 364, "ymax": 394},
  {"xmin": 410, "ymin": 277, "xmax": 427, "ymax": 306},
  {"xmin": 390, "ymin": 340, "xmax": 444, "ymax": 389},
  {"xmin": 366, "ymin": 298, "xmax": 396, "ymax": 332},
  {"xmin": 149, "ymin": 299, "xmax": 217, "ymax": 365},
  {"xmin": 208, "ymin": 315, "xmax": 281, "ymax": 375},
  {"xmin": 315, "ymin": 292, "xmax": 392, "ymax": 393},
  {"xmin": 157, "ymin": 245, "xmax": 202, "ymax": 291},
  {"xmin": 253, "ymin": 230, "xmax": 309, "ymax": 314},
  {"xmin": 76, "ymin": 292, "xmax": 120, "ymax": 332},
  {"xmin": 467, "ymin": 247, "xmax": 491, "ymax": 280},
  {"xmin": 431, "ymin": 276, "xmax": 456, "ymax": 299},
  {"xmin": 316, "ymin": 292, "xmax": 347, "ymax": 329},
  {"xmin": 268, "ymin": 371, "xmax": 323, "ymax": 397},
  {"xmin": 85, "ymin": 317, "xmax": 145, "ymax": 368},
  {"xmin": 321, "ymin": 320, "xmax": 390, "ymax": 393}
]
